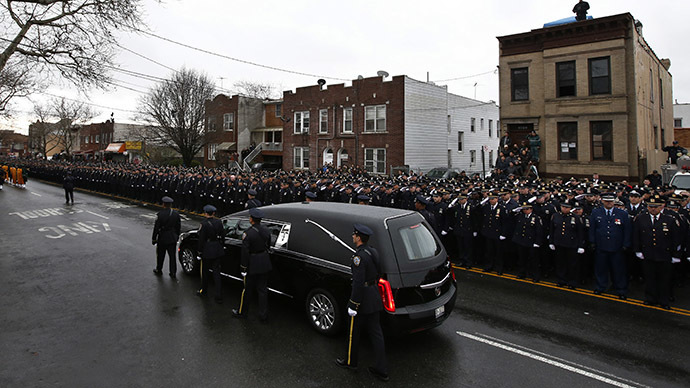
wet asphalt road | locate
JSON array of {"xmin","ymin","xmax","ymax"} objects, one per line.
[{"xmin": 1, "ymin": 181, "xmax": 689, "ymax": 388}]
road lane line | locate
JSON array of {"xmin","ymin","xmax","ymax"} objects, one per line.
[
  {"xmin": 31, "ymin": 192, "xmax": 42, "ymax": 197},
  {"xmin": 456, "ymin": 331, "xmax": 643, "ymax": 388},
  {"xmin": 86, "ymin": 210, "xmax": 109, "ymax": 220},
  {"xmin": 476, "ymin": 333, "xmax": 652, "ymax": 388}
]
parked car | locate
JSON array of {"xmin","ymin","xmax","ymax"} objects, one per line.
[
  {"xmin": 177, "ymin": 202, "xmax": 457, "ymax": 336},
  {"xmin": 670, "ymin": 169, "xmax": 690, "ymax": 191},
  {"xmin": 425, "ymin": 167, "xmax": 461, "ymax": 180}
]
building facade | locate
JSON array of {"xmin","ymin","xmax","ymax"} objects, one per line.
[
  {"xmin": 498, "ymin": 13, "xmax": 673, "ymax": 181},
  {"xmin": 281, "ymin": 75, "xmax": 499, "ymax": 174},
  {"xmin": 673, "ymin": 103, "xmax": 690, "ymax": 148},
  {"xmin": 0, "ymin": 130, "xmax": 29, "ymax": 157}
]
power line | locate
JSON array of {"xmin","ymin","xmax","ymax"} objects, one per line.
[
  {"xmin": 135, "ymin": 28, "xmax": 351, "ymax": 82},
  {"xmin": 432, "ymin": 69, "xmax": 497, "ymax": 83},
  {"xmin": 38, "ymin": 92, "xmax": 143, "ymax": 115}
]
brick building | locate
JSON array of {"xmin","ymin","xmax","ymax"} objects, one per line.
[
  {"xmin": 0, "ymin": 130, "xmax": 29, "ymax": 157},
  {"xmin": 498, "ymin": 13, "xmax": 674, "ymax": 182},
  {"xmin": 281, "ymin": 75, "xmax": 499, "ymax": 174},
  {"xmin": 673, "ymin": 103, "xmax": 690, "ymax": 149},
  {"xmin": 76, "ymin": 121, "xmax": 114, "ymax": 159}
]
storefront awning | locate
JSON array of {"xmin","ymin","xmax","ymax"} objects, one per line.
[
  {"xmin": 251, "ymin": 127, "xmax": 282, "ymax": 133},
  {"xmin": 217, "ymin": 142, "xmax": 236, "ymax": 151},
  {"xmin": 105, "ymin": 143, "xmax": 126, "ymax": 153}
]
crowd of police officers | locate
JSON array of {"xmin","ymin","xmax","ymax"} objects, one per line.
[{"xmin": 4, "ymin": 157, "xmax": 690, "ymax": 309}]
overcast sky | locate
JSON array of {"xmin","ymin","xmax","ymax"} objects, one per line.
[{"xmin": 3, "ymin": 0, "xmax": 689, "ymax": 135}]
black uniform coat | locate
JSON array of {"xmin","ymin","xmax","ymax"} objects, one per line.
[
  {"xmin": 549, "ymin": 212, "xmax": 585, "ymax": 249},
  {"xmin": 512, "ymin": 212, "xmax": 544, "ymax": 248},
  {"xmin": 240, "ymin": 224, "xmax": 272, "ymax": 275},
  {"xmin": 481, "ymin": 203, "xmax": 506, "ymax": 240},
  {"xmin": 633, "ymin": 213, "xmax": 680, "ymax": 262},
  {"xmin": 152, "ymin": 208, "xmax": 181, "ymax": 245},
  {"xmin": 198, "ymin": 218, "xmax": 226, "ymax": 259},
  {"xmin": 347, "ymin": 244, "xmax": 383, "ymax": 314}
]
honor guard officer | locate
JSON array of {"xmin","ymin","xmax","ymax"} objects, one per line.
[
  {"xmin": 633, "ymin": 195, "xmax": 681, "ymax": 309},
  {"xmin": 335, "ymin": 223, "xmax": 389, "ymax": 382},
  {"xmin": 152, "ymin": 196, "xmax": 181, "ymax": 278},
  {"xmin": 233, "ymin": 207, "xmax": 272, "ymax": 322},
  {"xmin": 548, "ymin": 200, "xmax": 586, "ymax": 288},
  {"xmin": 482, "ymin": 191, "xmax": 507, "ymax": 275},
  {"xmin": 304, "ymin": 191, "xmax": 317, "ymax": 202},
  {"xmin": 197, "ymin": 205, "xmax": 226, "ymax": 304},
  {"xmin": 589, "ymin": 192, "xmax": 632, "ymax": 299},
  {"xmin": 246, "ymin": 189, "xmax": 262, "ymax": 209},
  {"xmin": 452, "ymin": 193, "xmax": 479, "ymax": 268}
]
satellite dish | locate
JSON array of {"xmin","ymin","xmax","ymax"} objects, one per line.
[
  {"xmin": 317, "ymin": 79, "xmax": 326, "ymax": 86},
  {"xmin": 377, "ymin": 70, "xmax": 389, "ymax": 78}
]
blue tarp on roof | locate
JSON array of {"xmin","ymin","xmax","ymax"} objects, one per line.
[{"xmin": 544, "ymin": 15, "xmax": 593, "ymax": 28}]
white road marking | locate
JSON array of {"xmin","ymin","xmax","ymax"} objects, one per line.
[
  {"xmin": 31, "ymin": 192, "xmax": 42, "ymax": 197},
  {"xmin": 86, "ymin": 210, "xmax": 109, "ymax": 220},
  {"xmin": 456, "ymin": 331, "xmax": 645, "ymax": 388}
]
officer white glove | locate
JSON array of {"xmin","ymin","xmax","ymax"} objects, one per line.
[
  {"xmin": 533, "ymin": 244, "xmax": 540, "ymax": 248},
  {"xmin": 577, "ymin": 248, "xmax": 585, "ymax": 254},
  {"xmin": 499, "ymin": 235, "xmax": 506, "ymax": 240},
  {"xmin": 348, "ymin": 308, "xmax": 357, "ymax": 317},
  {"xmin": 473, "ymin": 232, "xmax": 478, "ymax": 237},
  {"xmin": 549, "ymin": 244, "xmax": 556, "ymax": 251},
  {"xmin": 241, "ymin": 272, "xmax": 247, "ymax": 277},
  {"xmin": 441, "ymin": 231, "xmax": 448, "ymax": 236},
  {"xmin": 196, "ymin": 256, "xmax": 202, "ymax": 261},
  {"xmin": 635, "ymin": 252, "xmax": 644, "ymax": 259},
  {"xmin": 687, "ymin": 257, "xmax": 690, "ymax": 262},
  {"xmin": 672, "ymin": 258, "xmax": 681, "ymax": 264}
]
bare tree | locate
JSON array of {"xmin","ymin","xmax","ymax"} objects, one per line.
[
  {"xmin": 138, "ymin": 67, "xmax": 216, "ymax": 167},
  {"xmin": 0, "ymin": 1, "xmax": 149, "ymax": 97},
  {"xmin": 28, "ymin": 102, "xmax": 59, "ymax": 158},
  {"xmin": 233, "ymin": 80, "xmax": 278, "ymax": 100},
  {"xmin": 0, "ymin": 64, "xmax": 36, "ymax": 118}
]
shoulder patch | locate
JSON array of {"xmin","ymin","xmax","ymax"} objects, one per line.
[
  {"xmin": 353, "ymin": 256, "xmax": 361, "ymax": 266},
  {"xmin": 242, "ymin": 232, "xmax": 246, "ymax": 240}
]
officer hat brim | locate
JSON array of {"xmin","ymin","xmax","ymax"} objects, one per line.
[
  {"xmin": 203, "ymin": 204, "xmax": 217, "ymax": 213},
  {"xmin": 162, "ymin": 196, "xmax": 174, "ymax": 203},
  {"xmin": 249, "ymin": 207, "xmax": 265, "ymax": 219},
  {"xmin": 353, "ymin": 223, "xmax": 374, "ymax": 237}
]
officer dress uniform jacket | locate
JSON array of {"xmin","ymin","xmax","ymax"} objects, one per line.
[
  {"xmin": 246, "ymin": 198, "xmax": 262, "ymax": 209},
  {"xmin": 347, "ymin": 245, "xmax": 383, "ymax": 314},
  {"xmin": 240, "ymin": 224, "xmax": 272, "ymax": 275},
  {"xmin": 549, "ymin": 212, "xmax": 585, "ymax": 249},
  {"xmin": 633, "ymin": 214, "xmax": 680, "ymax": 262},
  {"xmin": 198, "ymin": 218, "xmax": 226, "ymax": 259},
  {"xmin": 452, "ymin": 202, "xmax": 480, "ymax": 237},
  {"xmin": 481, "ymin": 203, "xmax": 507, "ymax": 240},
  {"xmin": 589, "ymin": 207, "xmax": 631, "ymax": 252},
  {"xmin": 152, "ymin": 208, "xmax": 181, "ymax": 245},
  {"xmin": 512, "ymin": 213, "xmax": 544, "ymax": 247}
]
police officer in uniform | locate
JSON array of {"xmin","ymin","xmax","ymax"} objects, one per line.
[
  {"xmin": 152, "ymin": 196, "xmax": 181, "ymax": 278},
  {"xmin": 197, "ymin": 205, "xmax": 226, "ymax": 304},
  {"xmin": 335, "ymin": 223, "xmax": 389, "ymax": 382},
  {"xmin": 246, "ymin": 188, "xmax": 262, "ymax": 209},
  {"xmin": 482, "ymin": 191, "xmax": 507, "ymax": 274},
  {"xmin": 451, "ymin": 193, "xmax": 478, "ymax": 268},
  {"xmin": 548, "ymin": 200, "xmax": 585, "ymax": 288},
  {"xmin": 633, "ymin": 195, "xmax": 680, "ymax": 309},
  {"xmin": 233, "ymin": 207, "xmax": 272, "ymax": 322},
  {"xmin": 512, "ymin": 201, "xmax": 544, "ymax": 282}
]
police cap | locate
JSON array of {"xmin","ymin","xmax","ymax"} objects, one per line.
[
  {"xmin": 353, "ymin": 223, "xmax": 374, "ymax": 237},
  {"xmin": 249, "ymin": 207, "xmax": 265, "ymax": 219},
  {"xmin": 647, "ymin": 195, "xmax": 664, "ymax": 207},
  {"xmin": 248, "ymin": 189, "xmax": 257, "ymax": 196},
  {"xmin": 203, "ymin": 204, "xmax": 217, "ymax": 214},
  {"xmin": 162, "ymin": 196, "xmax": 174, "ymax": 203},
  {"xmin": 305, "ymin": 191, "xmax": 317, "ymax": 199},
  {"xmin": 357, "ymin": 194, "xmax": 370, "ymax": 202},
  {"xmin": 415, "ymin": 195, "xmax": 430, "ymax": 205},
  {"xmin": 601, "ymin": 192, "xmax": 616, "ymax": 201}
]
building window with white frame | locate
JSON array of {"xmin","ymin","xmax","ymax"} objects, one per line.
[
  {"xmin": 208, "ymin": 143, "xmax": 217, "ymax": 161},
  {"xmin": 458, "ymin": 131, "xmax": 464, "ymax": 152},
  {"xmin": 275, "ymin": 103, "xmax": 282, "ymax": 117},
  {"xmin": 488, "ymin": 119, "xmax": 493, "ymax": 137},
  {"xmin": 675, "ymin": 118, "xmax": 683, "ymax": 128},
  {"xmin": 294, "ymin": 147, "xmax": 309, "ymax": 169},
  {"xmin": 471, "ymin": 118, "xmax": 475, "ymax": 132},
  {"xmin": 343, "ymin": 107, "xmax": 353, "ymax": 133},
  {"xmin": 319, "ymin": 109, "xmax": 328, "ymax": 133},
  {"xmin": 364, "ymin": 105, "xmax": 386, "ymax": 133},
  {"xmin": 223, "ymin": 113, "xmax": 234, "ymax": 131},
  {"xmin": 489, "ymin": 150, "xmax": 494, "ymax": 167},
  {"xmin": 95, "ymin": 135, "xmax": 99, "ymax": 143},
  {"xmin": 480, "ymin": 118, "xmax": 484, "ymax": 131},
  {"xmin": 294, "ymin": 111, "xmax": 310, "ymax": 134},
  {"xmin": 207, "ymin": 117, "xmax": 217, "ymax": 132},
  {"xmin": 470, "ymin": 150, "xmax": 476, "ymax": 165},
  {"xmin": 364, "ymin": 148, "xmax": 386, "ymax": 174}
]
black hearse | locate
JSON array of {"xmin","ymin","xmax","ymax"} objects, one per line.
[{"xmin": 177, "ymin": 202, "xmax": 457, "ymax": 335}]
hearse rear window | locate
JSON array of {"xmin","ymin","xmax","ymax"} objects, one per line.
[{"xmin": 398, "ymin": 223, "xmax": 440, "ymax": 261}]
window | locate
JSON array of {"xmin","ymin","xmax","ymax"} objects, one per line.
[
  {"xmin": 457, "ymin": 131, "xmax": 464, "ymax": 152},
  {"xmin": 470, "ymin": 150, "xmax": 476, "ymax": 164},
  {"xmin": 223, "ymin": 113, "xmax": 234, "ymax": 131},
  {"xmin": 589, "ymin": 57, "xmax": 611, "ymax": 95},
  {"xmin": 319, "ymin": 109, "xmax": 328, "ymax": 133},
  {"xmin": 590, "ymin": 121, "xmax": 613, "ymax": 161},
  {"xmin": 364, "ymin": 105, "xmax": 386, "ymax": 132},
  {"xmin": 294, "ymin": 111, "xmax": 310, "ymax": 134},
  {"xmin": 294, "ymin": 147, "xmax": 309, "ymax": 169},
  {"xmin": 511, "ymin": 67, "xmax": 529, "ymax": 101},
  {"xmin": 480, "ymin": 118, "xmax": 484, "ymax": 131},
  {"xmin": 275, "ymin": 103, "xmax": 282, "ymax": 117},
  {"xmin": 661, "ymin": 127, "xmax": 666, "ymax": 148},
  {"xmin": 95, "ymin": 135, "xmax": 99, "ymax": 143},
  {"xmin": 364, "ymin": 148, "xmax": 386, "ymax": 174},
  {"xmin": 489, "ymin": 150, "xmax": 494, "ymax": 167},
  {"xmin": 397, "ymin": 223, "xmax": 440, "ymax": 261},
  {"xmin": 489, "ymin": 120, "xmax": 493, "ymax": 137},
  {"xmin": 343, "ymin": 107, "xmax": 353, "ymax": 133},
  {"xmin": 558, "ymin": 122, "xmax": 578, "ymax": 160},
  {"xmin": 675, "ymin": 118, "xmax": 683, "ymax": 128},
  {"xmin": 659, "ymin": 78, "xmax": 664, "ymax": 108},
  {"xmin": 470, "ymin": 118, "xmax": 475, "ymax": 132},
  {"xmin": 556, "ymin": 61, "xmax": 576, "ymax": 97},
  {"xmin": 207, "ymin": 117, "xmax": 217, "ymax": 131},
  {"xmin": 208, "ymin": 143, "xmax": 217, "ymax": 161},
  {"xmin": 85, "ymin": 136, "xmax": 89, "ymax": 144},
  {"xmin": 654, "ymin": 126, "xmax": 659, "ymax": 149},
  {"xmin": 650, "ymin": 69, "xmax": 654, "ymax": 102}
]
